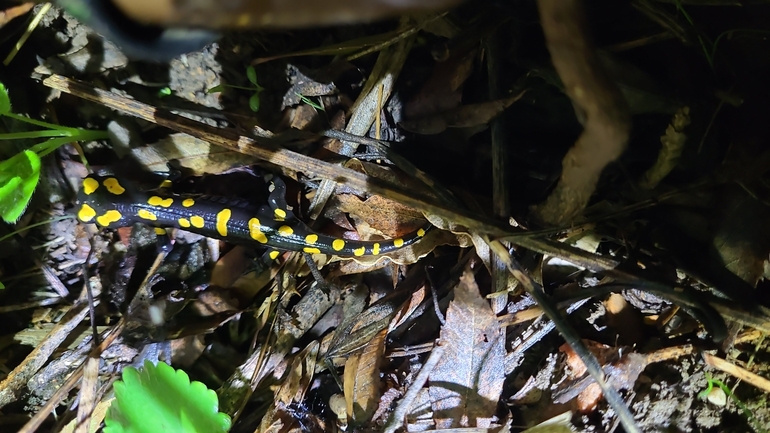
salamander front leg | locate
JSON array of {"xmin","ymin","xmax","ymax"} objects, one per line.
[
  {"xmin": 267, "ymin": 176, "xmax": 289, "ymax": 210},
  {"xmin": 266, "ymin": 176, "xmax": 300, "ymax": 223}
]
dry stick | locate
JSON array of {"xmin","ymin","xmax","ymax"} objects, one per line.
[
  {"xmin": 702, "ymin": 352, "xmax": 770, "ymax": 393},
  {"xmin": 75, "ymin": 356, "xmax": 101, "ymax": 433},
  {"xmin": 383, "ymin": 343, "xmax": 446, "ymax": 433},
  {"xmin": 486, "ymin": 238, "xmax": 641, "ymax": 433},
  {"xmin": 534, "ymin": 0, "xmax": 631, "ymax": 226}
]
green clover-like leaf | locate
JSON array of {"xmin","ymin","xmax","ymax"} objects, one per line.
[
  {"xmin": 246, "ymin": 65, "xmax": 258, "ymax": 86},
  {"xmin": 104, "ymin": 360, "xmax": 231, "ymax": 433},
  {"xmin": 0, "ymin": 150, "xmax": 41, "ymax": 223},
  {"xmin": 249, "ymin": 94, "xmax": 260, "ymax": 112}
]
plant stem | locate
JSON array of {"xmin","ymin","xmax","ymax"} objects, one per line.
[
  {"xmin": 1, "ymin": 112, "xmax": 79, "ymax": 133},
  {"xmin": 0, "ymin": 130, "xmax": 72, "ymax": 140}
]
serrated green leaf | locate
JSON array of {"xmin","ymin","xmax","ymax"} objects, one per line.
[
  {"xmin": 249, "ymin": 94, "xmax": 260, "ymax": 112},
  {"xmin": 0, "ymin": 150, "xmax": 41, "ymax": 223},
  {"xmin": 246, "ymin": 65, "xmax": 258, "ymax": 86},
  {"xmin": 104, "ymin": 360, "xmax": 231, "ymax": 433},
  {"xmin": 0, "ymin": 82, "xmax": 11, "ymax": 114}
]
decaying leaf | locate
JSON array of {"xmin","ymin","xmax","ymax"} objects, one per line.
[
  {"xmin": 343, "ymin": 328, "xmax": 387, "ymax": 424},
  {"xmin": 335, "ymin": 194, "xmax": 425, "ymax": 238},
  {"xmin": 276, "ymin": 341, "xmax": 320, "ymax": 406},
  {"xmin": 258, "ymin": 342, "xmax": 321, "ymax": 432},
  {"xmin": 426, "ymin": 268, "xmax": 505, "ymax": 429},
  {"xmin": 554, "ymin": 341, "xmax": 648, "ymax": 413},
  {"xmin": 327, "ymin": 283, "xmax": 425, "ymax": 360}
]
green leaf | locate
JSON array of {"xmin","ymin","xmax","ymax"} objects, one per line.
[
  {"xmin": 246, "ymin": 65, "xmax": 258, "ymax": 86},
  {"xmin": 104, "ymin": 360, "xmax": 231, "ymax": 433},
  {"xmin": 249, "ymin": 93, "xmax": 260, "ymax": 112},
  {"xmin": 0, "ymin": 150, "xmax": 41, "ymax": 223},
  {"xmin": 207, "ymin": 84, "xmax": 225, "ymax": 94},
  {"xmin": 0, "ymin": 82, "xmax": 11, "ymax": 114},
  {"xmin": 157, "ymin": 87, "xmax": 172, "ymax": 97}
]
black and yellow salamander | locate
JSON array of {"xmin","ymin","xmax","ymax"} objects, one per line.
[{"xmin": 75, "ymin": 174, "xmax": 430, "ymax": 257}]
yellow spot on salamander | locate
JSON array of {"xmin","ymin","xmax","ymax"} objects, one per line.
[
  {"xmin": 303, "ymin": 247, "xmax": 321, "ymax": 254},
  {"xmin": 417, "ymin": 228, "xmax": 426, "ymax": 237},
  {"xmin": 82, "ymin": 177, "xmax": 99, "ymax": 195},
  {"xmin": 274, "ymin": 208, "xmax": 287, "ymax": 221},
  {"xmin": 148, "ymin": 196, "xmax": 173, "ymax": 207},
  {"xmin": 178, "ymin": 218, "xmax": 191, "ymax": 228},
  {"xmin": 269, "ymin": 250, "xmax": 280, "ymax": 260},
  {"xmin": 353, "ymin": 246, "xmax": 366, "ymax": 256},
  {"xmin": 182, "ymin": 198, "xmax": 195, "ymax": 207},
  {"xmin": 160, "ymin": 179, "xmax": 173, "ymax": 188},
  {"xmin": 77, "ymin": 204, "xmax": 96, "ymax": 222},
  {"xmin": 372, "ymin": 243, "xmax": 380, "ymax": 255},
  {"xmin": 96, "ymin": 210, "xmax": 122, "ymax": 226},
  {"xmin": 216, "ymin": 209, "xmax": 231, "ymax": 237},
  {"xmin": 138, "ymin": 209, "xmax": 157, "ymax": 221},
  {"xmin": 103, "ymin": 178, "xmax": 125, "ymax": 195},
  {"xmin": 248, "ymin": 218, "xmax": 268, "ymax": 243},
  {"xmin": 332, "ymin": 239, "xmax": 345, "ymax": 251},
  {"xmin": 393, "ymin": 238, "xmax": 404, "ymax": 248},
  {"xmin": 154, "ymin": 228, "xmax": 167, "ymax": 235},
  {"xmin": 305, "ymin": 234, "xmax": 318, "ymax": 244},
  {"xmin": 190, "ymin": 216, "xmax": 205, "ymax": 228},
  {"xmin": 278, "ymin": 225, "xmax": 293, "ymax": 236}
]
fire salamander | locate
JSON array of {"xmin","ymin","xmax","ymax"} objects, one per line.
[{"xmin": 75, "ymin": 174, "xmax": 430, "ymax": 257}]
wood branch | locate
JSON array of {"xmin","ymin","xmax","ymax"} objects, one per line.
[{"xmin": 533, "ymin": 0, "xmax": 631, "ymax": 226}]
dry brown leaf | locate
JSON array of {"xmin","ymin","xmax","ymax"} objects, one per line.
[
  {"xmin": 427, "ymin": 268, "xmax": 505, "ymax": 429},
  {"xmin": 344, "ymin": 329, "xmax": 387, "ymax": 424},
  {"xmin": 335, "ymin": 194, "xmax": 426, "ymax": 238},
  {"xmin": 276, "ymin": 341, "xmax": 320, "ymax": 406},
  {"xmin": 257, "ymin": 342, "xmax": 321, "ymax": 432},
  {"xmin": 556, "ymin": 341, "xmax": 649, "ymax": 413},
  {"xmin": 327, "ymin": 288, "xmax": 413, "ymax": 360}
]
